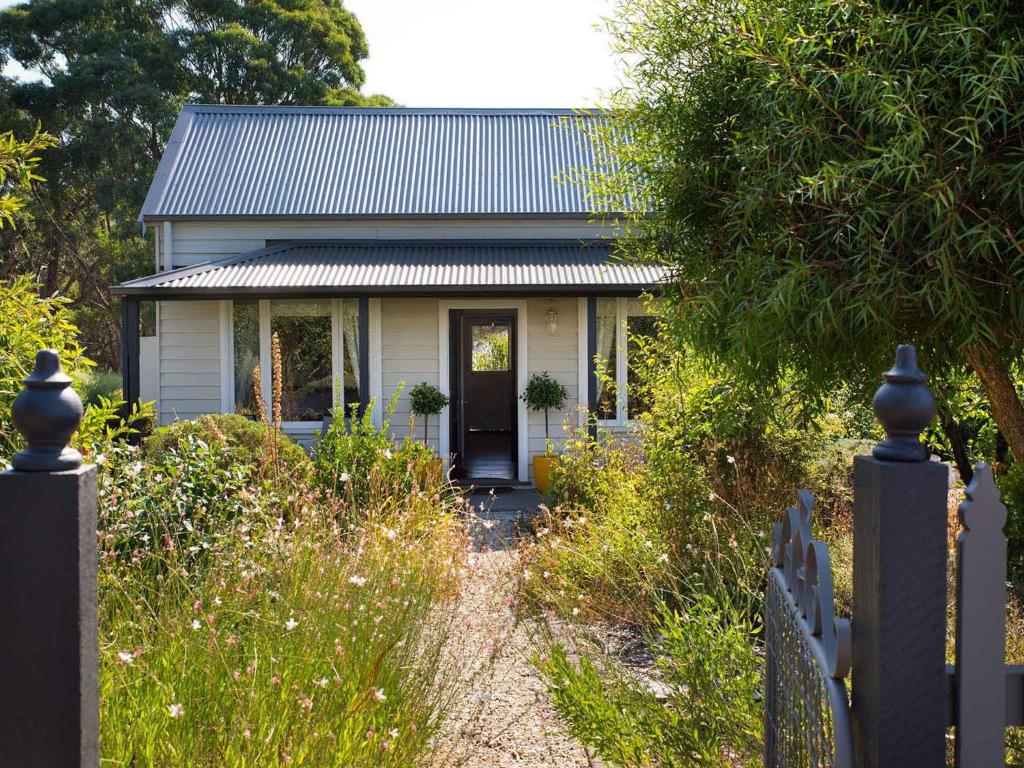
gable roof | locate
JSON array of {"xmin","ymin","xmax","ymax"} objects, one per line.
[
  {"xmin": 112, "ymin": 240, "xmax": 664, "ymax": 298},
  {"xmin": 140, "ymin": 106, "xmax": 625, "ymax": 222}
]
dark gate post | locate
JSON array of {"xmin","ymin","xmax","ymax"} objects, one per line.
[
  {"xmin": 852, "ymin": 345, "xmax": 948, "ymax": 768},
  {"xmin": 0, "ymin": 350, "xmax": 99, "ymax": 768}
]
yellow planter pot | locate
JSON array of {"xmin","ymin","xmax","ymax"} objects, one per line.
[{"xmin": 533, "ymin": 455, "xmax": 559, "ymax": 494}]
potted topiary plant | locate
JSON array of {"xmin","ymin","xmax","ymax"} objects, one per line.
[
  {"xmin": 521, "ymin": 371, "xmax": 567, "ymax": 493},
  {"xmin": 409, "ymin": 382, "xmax": 450, "ymax": 446}
]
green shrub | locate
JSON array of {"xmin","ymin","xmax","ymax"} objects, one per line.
[
  {"xmin": 144, "ymin": 413, "xmax": 310, "ymax": 481},
  {"xmin": 0, "ymin": 276, "xmax": 91, "ymax": 461},
  {"xmin": 538, "ymin": 596, "xmax": 762, "ymax": 767},
  {"xmin": 75, "ymin": 367, "xmax": 123, "ymax": 406},
  {"xmin": 1003, "ymin": 464, "xmax": 1024, "ymax": 589},
  {"xmin": 314, "ymin": 392, "xmax": 445, "ymax": 514},
  {"xmin": 98, "ymin": 436, "xmax": 269, "ymax": 578}
]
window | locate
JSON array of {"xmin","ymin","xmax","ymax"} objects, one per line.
[
  {"xmin": 271, "ymin": 300, "xmax": 333, "ymax": 422},
  {"xmin": 232, "ymin": 300, "xmax": 260, "ymax": 418},
  {"xmin": 341, "ymin": 300, "xmax": 361, "ymax": 413},
  {"xmin": 230, "ymin": 299, "xmax": 361, "ymax": 424},
  {"xmin": 594, "ymin": 297, "xmax": 660, "ymax": 424},
  {"xmin": 626, "ymin": 299, "xmax": 658, "ymax": 420},
  {"xmin": 471, "ymin": 323, "xmax": 511, "ymax": 371},
  {"xmin": 594, "ymin": 298, "xmax": 618, "ymax": 420}
]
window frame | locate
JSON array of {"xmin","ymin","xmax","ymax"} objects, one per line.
[
  {"xmin": 221, "ymin": 298, "xmax": 346, "ymax": 429},
  {"xmin": 594, "ymin": 296, "xmax": 657, "ymax": 427}
]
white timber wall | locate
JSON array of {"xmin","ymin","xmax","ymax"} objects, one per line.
[
  {"xmin": 525, "ymin": 297, "xmax": 581, "ymax": 467},
  {"xmin": 157, "ymin": 300, "xmax": 222, "ymax": 425},
  {"xmin": 161, "ymin": 218, "xmax": 615, "ymax": 267},
  {"xmin": 379, "ymin": 298, "xmax": 440, "ymax": 451}
]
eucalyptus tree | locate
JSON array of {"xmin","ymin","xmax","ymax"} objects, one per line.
[
  {"xmin": 596, "ymin": 0, "xmax": 1024, "ymax": 463},
  {"xmin": 0, "ymin": 0, "xmax": 389, "ymax": 367}
]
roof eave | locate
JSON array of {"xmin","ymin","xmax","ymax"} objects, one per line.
[
  {"xmin": 139, "ymin": 212, "xmax": 629, "ymax": 224},
  {"xmin": 110, "ymin": 283, "xmax": 663, "ymax": 300}
]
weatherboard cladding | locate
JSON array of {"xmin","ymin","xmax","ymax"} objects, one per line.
[
  {"xmin": 115, "ymin": 241, "xmax": 663, "ymax": 293},
  {"xmin": 143, "ymin": 107, "xmax": 621, "ymax": 220}
]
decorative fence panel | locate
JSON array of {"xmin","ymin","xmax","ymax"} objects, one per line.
[
  {"xmin": 765, "ymin": 345, "xmax": 1024, "ymax": 767},
  {"xmin": 765, "ymin": 492, "xmax": 852, "ymax": 768}
]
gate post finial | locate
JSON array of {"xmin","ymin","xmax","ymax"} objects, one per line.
[
  {"xmin": 872, "ymin": 344, "xmax": 936, "ymax": 463},
  {"xmin": 11, "ymin": 349, "xmax": 84, "ymax": 472}
]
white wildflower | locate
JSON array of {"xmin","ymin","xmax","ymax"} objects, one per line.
[
  {"xmin": 167, "ymin": 703, "xmax": 183, "ymax": 719},
  {"xmin": 191, "ymin": 619, "xmax": 201, "ymax": 631},
  {"xmin": 116, "ymin": 650, "xmax": 134, "ymax": 665},
  {"xmin": 349, "ymin": 575, "xmax": 367, "ymax": 588},
  {"xmin": 285, "ymin": 618, "xmax": 299, "ymax": 631},
  {"xmin": 372, "ymin": 687, "xmax": 386, "ymax": 702},
  {"xmin": 726, "ymin": 455, "xmax": 736, "ymax": 464}
]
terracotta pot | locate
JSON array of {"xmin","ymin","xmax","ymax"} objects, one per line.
[{"xmin": 533, "ymin": 454, "xmax": 559, "ymax": 494}]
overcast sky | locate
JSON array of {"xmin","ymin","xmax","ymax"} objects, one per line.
[{"xmin": 0, "ymin": 0, "xmax": 622, "ymax": 107}]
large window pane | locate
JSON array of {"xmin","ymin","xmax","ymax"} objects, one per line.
[
  {"xmin": 233, "ymin": 300, "xmax": 260, "ymax": 418},
  {"xmin": 341, "ymin": 300, "xmax": 361, "ymax": 414},
  {"xmin": 626, "ymin": 313, "xmax": 658, "ymax": 419},
  {"xmin": 270, "ymin": 300, "xmax": 332, "ymax": 422},
  {"xmin": 595, "ymin": 298, "xmax": 618, "ymax": 420}
]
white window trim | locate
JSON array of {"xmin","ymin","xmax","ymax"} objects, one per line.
[
  {"xmin": 221, "ymin": 298, "xmax": 347, "ymax": 430},
  {"xmin": 368, "ymin": 298, "xmax": 383, "ymax": 428}
]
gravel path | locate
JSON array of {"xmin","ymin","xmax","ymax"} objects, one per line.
[{"xmin": 433, "ymin": 492, "xmax": 595, "ymax": 768}]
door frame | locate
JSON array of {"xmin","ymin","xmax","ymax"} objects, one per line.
[
  {"xmin": 439, "ymin": 299, "xmax": 528, "ymax": 483},
  {"xmin": 449, "ymin": 308, "xmax": 519, "ymax": 479}
]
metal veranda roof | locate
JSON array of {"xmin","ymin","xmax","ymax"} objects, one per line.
[
  {"xmin": 140, "ymin": 106, "xmax": 628, "ymax": 221},
  {"xmin": 112, "ymin": 241, "xmax": 665, "ymax": 298}
]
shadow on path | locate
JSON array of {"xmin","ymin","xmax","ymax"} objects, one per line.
[{"xmin": 467, "ymin": 487, "xmax": 545, "ymax": 551}]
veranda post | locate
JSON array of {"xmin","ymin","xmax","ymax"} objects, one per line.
[{"xmin": 0, "ymin": 349, "xmax": 99, "ymax": 767}]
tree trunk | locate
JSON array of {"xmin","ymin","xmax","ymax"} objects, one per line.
[
  {"xmin": 964, "ymin": 340, "xmax": 1024, "ymax": 466},
  {"xmin": 424, "ymin": 414, "xmax": 428, "ymax": 444},
  {"xmin": 937, "ymin": 402, "xmax": 973, "ymax": 484}
]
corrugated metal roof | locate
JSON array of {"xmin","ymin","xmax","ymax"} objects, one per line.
[
  {"xmin": 114, "ymin": 241, "xmax": 664, "ymax": 296},
  {"xmin": 141, "ymin": 106, "xmax": 627, "ymax": 220}
]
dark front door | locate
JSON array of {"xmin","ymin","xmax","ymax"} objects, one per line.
[{"xmin": 450, "ymin": 310, "xmax": 517, "ymax": 480}]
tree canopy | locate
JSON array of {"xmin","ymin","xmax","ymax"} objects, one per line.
[
  {"xmin": 598, "ymin": 0, "xmax": 1024, "ymax": 463},
  {"xmin": 0, "ymin": 0, "xmax": 390, "ymax": 366}
]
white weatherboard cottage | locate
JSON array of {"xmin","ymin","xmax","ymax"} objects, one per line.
[{"xmin": 114, "ymin": 106, "xmax": 663, "ymax": 483}]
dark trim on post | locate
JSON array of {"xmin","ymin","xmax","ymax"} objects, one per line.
[
  {"xmin": 586, "ymin": 295, "xmax": 598, "ymax": 438},
  {"xmin": 358, "ymin": 297, "xmax": 370, "ymax": 417},
  {"xmin": 120, "ymin": 298, "xmax": 141, "ymax": 435}
]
